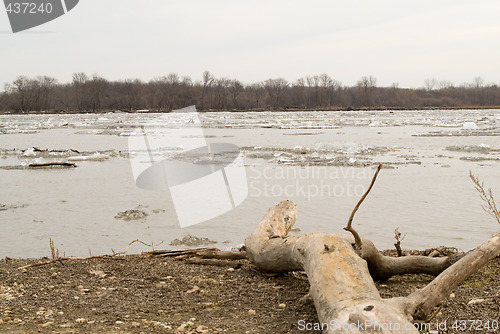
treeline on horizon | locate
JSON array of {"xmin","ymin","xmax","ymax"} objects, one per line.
[{"xmin": 1, "ymin": 71, "xmax": 499, "ymax": 113}]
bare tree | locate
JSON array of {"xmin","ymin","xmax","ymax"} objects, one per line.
[
  {"xmin": 72, "ymin": 72, "xmax": 89, "ymax": 111},
  {"xmin": 246, "ymin": 83, "xmax": 264, "ymax": 109},
  {"xmin": 319, "ymin": 73, "xmax": 341, "ymax": 108},
  {"xmin": 149, "ymin": 73, "xmax": 182, "ymax": 111},
  {"xmin": 5, "ymin": 75, "xmax": 57, "ymax": 112},
  {"xmin": 119, "ymin": 79, "xmax": 144, "ymax": 111},
  {"xmin": 471, "ymin": 77, "xmax": 486, "ymax": 105},
  {"xmin": 290, "ymin": 78, "xmax": 307, "ymax": 109},
  {"xmin": 424, "ymin": 78, "xmax": 438, "ymax": 92},
  {"xmin": 178, "ymin": 76, "xmax": 195, "ymax": 108},
  {"xmin": 228, "ymin": 79, "xmax": 243, "ymax": 109},
  {"xmin": 473, "ymin": 76, "xmax": 485, "ymax": 89},
  {"xmin": 6, "ymin": 76, "xmax": 36, "ymax": 112},
  {"xmin": 87, "ymin": 74, "xmax": 107, "ymax": 112},
  {"xmin": 305, "ymin": 75, "xmax": 320, "ymax": 108},
  {"xmin": 213, "ymin": 77, "xmax": 231, "ymax": 110},
  {"xmin": 263, "ymin": 78, "xmax": 289, "ymax": 109},
  {"xmin": 200, "ymin": 70, "xmax": 214, "ymax": 110},
  {"xmin": 356, "ymin": 75, "xmax": 377, "ymax": 107},
  {"xmin": 36, "ymin": 76, "xmax": 58, "ymax": 111}
]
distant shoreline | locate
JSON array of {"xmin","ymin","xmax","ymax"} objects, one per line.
[{"xmin": 2, "ymin": 105, "xmax": 500, "ymax": 116}]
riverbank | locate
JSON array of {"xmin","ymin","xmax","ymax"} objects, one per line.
[
  {"xmin": 1, "ymin": 252, "xmax": 499, "ymax": 333},
  {"xmin": 2, "ymin": 105, "xmax": 500, "ymax": 115}
]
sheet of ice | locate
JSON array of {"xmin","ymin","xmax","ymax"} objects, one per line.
[{"xmin": 1, "ymin": 109, "xmax": 499, "ymax": 133}]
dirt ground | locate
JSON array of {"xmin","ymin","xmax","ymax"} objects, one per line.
[{"xmin": 0, "ymin": 252, "xmax": 499, "ymax": 334}]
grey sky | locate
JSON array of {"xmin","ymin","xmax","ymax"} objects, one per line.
[{"xmin": 1, "ymin": 0, "xmax": 500, "ymax": 90}]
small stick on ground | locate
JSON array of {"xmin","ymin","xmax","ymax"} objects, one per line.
[
  {"xmin": 184, "ymin": 258, "xmax": 242, "ymax": 268},
  {"xmin": 111, "ymin": 239, "xmax": 164, "ymax": 256},
  {"xmin": 344, "ymin": 164, "xmax": 382, "ymax": 250},
  {"xmin": 148, "ymin": 248, "xmax": 220, "ymax": 257},
  {"xmin": 394, "ymin": 227, "xmax": 406, "ymax": 257},
  {"xmin": 147, "ymin": 248, "xmax": 246, "ymax": 261},
  {"xmin": 17, "ymin": 258, "xmax": 66, "ymax": 270}
]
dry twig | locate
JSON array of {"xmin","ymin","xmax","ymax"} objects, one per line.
[
  {"xmin": 344, "ymin": 164, "xmax": 382, "ymax": 250},
  {"xmin": 111, "ymin": 239, "xmax": 164, "ymax": 255},
  {"xmin": 18, "ymin": 238, "xmax": 162, "ymax": 270},
  {"xmin": 470, "ymin": 171, "xmax": 500, "ymax": 224}
]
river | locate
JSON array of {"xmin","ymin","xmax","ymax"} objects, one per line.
[{"xmin": 1, "ymin": 109, "xmax": 499, "ymax": 257}]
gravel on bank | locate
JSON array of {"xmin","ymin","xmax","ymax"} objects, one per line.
[{"xmin": 0, "ymin": 253, "xmax": 499, "ymax": 333}]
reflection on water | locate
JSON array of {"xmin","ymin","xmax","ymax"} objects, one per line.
[{"xmin": 1, "ymin": 109, "xmax": 500, "ymax": 257}]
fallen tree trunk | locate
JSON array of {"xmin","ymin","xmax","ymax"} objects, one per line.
[{"xmin": 245, "ymin": 200, "xmax": 500, "ymax": 333}]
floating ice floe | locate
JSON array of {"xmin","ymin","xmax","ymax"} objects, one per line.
[
  {"xmin": 432, "ymin": 121, "xmax": 461, "ymax": 127},
  {"xmin": 368, "ymin": 121, "xmax": 383, "ymax": 127},
  {"xmin": 462, "ymin": 122, "xmax": 479, "ymax": 130},
  {"xmin": 413, "ymin": 130, "xmax": 500, "ymax": 137},
  {"xmin": 224, "ymin": 243, "xmax": 245, "ymax": 252},
  {"xmin": 23, "ymin": 147, "xmax": 37, "ymax": 157},
  {"xmin": 68, "ymin": 153, "xmax": 110, "ymax": 161},
  {"xmin": 445, "ymin": 144, "xmax": 493, "ymax": 153},
  {"xmin": 459, "ymin": 156, "xmax": 500, "ymax": 162}
]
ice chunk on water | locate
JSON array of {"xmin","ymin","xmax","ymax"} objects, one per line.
[
  {"xmin": 445, "ymin": 144, "xmax": 492, "ymax": 153},
  {"xmin": 23, "ymin": 147, "xmax": 37, "ymax": 157},
  {"xmin": 462, "ymin": 122, "xmax": 479, "ymax": 130},
  {"xmin": 68, "ymin": 154, "xmax": 110, "ymax": 161},
  {"xmin": 368, "ymin": 121, "xmax": 382, "ymax": 127}
]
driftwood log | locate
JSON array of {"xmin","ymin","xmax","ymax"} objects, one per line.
[
  {"xmin": 245, "ymin": 200, "xmax": 500, "ymax": 333},
  {"xmin": 28, "ymin": 162, "xmax": 77, "ymax": 168}
]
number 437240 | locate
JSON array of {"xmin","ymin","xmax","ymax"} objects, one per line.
[
  {"xmin": 5, "ymin": 2, "xmax": 53, "ymax": 14},
  {"xmin": 451, "ymin": 320, "xmax": 499, "ymax": 331}
]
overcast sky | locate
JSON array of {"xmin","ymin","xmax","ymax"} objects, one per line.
[{"xmin": 1, "ymin": 0, "xmax": 500, "ymax": 90}]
